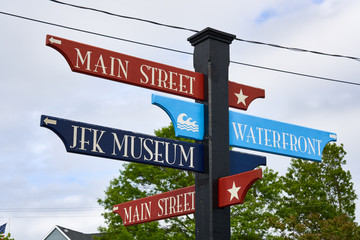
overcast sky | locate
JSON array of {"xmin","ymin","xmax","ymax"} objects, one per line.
[{"xmin": 1, "ymin": 0, "xmax": 360, "ymax": 239}]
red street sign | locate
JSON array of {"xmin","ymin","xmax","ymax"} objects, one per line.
[
  {"xmin": 46, "ymin": 35, "xmax": 204, "ymax": 100},
  {"xmin": 46, "ymin": 35, "xmax": 265, "ymax": 110},
  {"xmin": 113, "ymin": 186, "xmax": 195, "ymax": 226},
  {"xmin": 113, "ymin": 169, "xmax": 262, "ymax": 226},
  {"xmin": 218, "ymin": 168, "xmax": 262, "ymax": 208},
  {"xmin": 228, "ymin": 81, "xmax": 265, "ymax": 110}
]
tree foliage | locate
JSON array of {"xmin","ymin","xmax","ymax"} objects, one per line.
[
  {"xmin": 271, "ymin": 143, "xmax": 358, "ymax": 238},
  {"xmin": 0, "ymin": 233, "xmax": 14, "ymax": 240},
  {"xmin": 231, "ymin": 167, "xmax": 282, "ymax": 239},
  {"xmin": 97, "ymin": 124, "xmax": 358, "ymax": 239},
  {"xmin": 97, "ymin": 124, "xmax": 195, "ymax": 239}
]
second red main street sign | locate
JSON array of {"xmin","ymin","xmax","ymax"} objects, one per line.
[{"xmin": 113, "ymin": 169, "xmax": 262, "ymax": 226}]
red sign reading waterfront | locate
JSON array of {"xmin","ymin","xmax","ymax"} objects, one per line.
[
  {"xmin": 46, "ymin": 35, "xmax": 204, "ymax": 100},
  {"xmin": 113, "ymin": 169, "xmax": 262, "ymax": 226}
]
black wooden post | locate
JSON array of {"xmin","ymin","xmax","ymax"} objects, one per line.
[{"xmin": 188, "ymin": 28, "xmax": 235, "ymax": 239}]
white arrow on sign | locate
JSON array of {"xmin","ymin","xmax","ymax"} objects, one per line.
[
  {"xmin": 49, "ymin": 37, "xmax": 62, "ymax": 45},
  {"xmin": 43, "ymin": 117, "xmax": 57, "ymax": 125}
]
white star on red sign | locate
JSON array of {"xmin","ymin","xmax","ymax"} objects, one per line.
[
  {"xmin": 227, "ymin": 181, "xmax": 241, "ymax": 201},
  {"xmin": 234, "ymin": 89, "xmax": 248, "ymax": 106}
]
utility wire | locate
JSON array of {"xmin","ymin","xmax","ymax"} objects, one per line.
[
  {"xmin": 1, "ymin": 11, "xmax": 359, "ymax": 86},
  {"xmin": 0, "ymin": 11, "xmax": 191, "ymax": 56},
  {"xmin": 49, "ymin": 0, "xmax": 199, "ymax": 33},
  {"xmin": 0, "ymin": 207, "xmax": 103, "ymax": 212},
  {"xmin": 231, "ymin": 61, "xmax": 360, "ymax": 86},
  {"xmin": 50, "ymin": 0, "xmax": 360, "ymax": 62}
]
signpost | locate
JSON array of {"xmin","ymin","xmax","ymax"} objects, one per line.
[
  {"xmin": 43, "ymin": 28, "xmax": 337, "ymax": 239},
  {"xmin": 40, "ymin": 115, "xmax": 204, "ymax": 172},
  {"xmin": 113, "ymin": 169, "xmax": 262, "ymax": 226},
  {"xmin": 188, "ymin": 28, "xmax": 235, "ymax": 240}
]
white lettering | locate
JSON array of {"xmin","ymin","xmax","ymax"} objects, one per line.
[
  {"xmin": 179, "ymin": 145, "xmax": 194, "ymax": 168},
  {"xmin": 153, "ymin": 140, "xmax": 164, "ymax": 163},
  {"xmin": 70, "ymin": 125, "xmax": 79, "ymax": 149},
  {"xmin": 91, "ymin": 129, "xmax": 105, "ymax": 153},
  {"xmin": 109, "ymin": 57, "xmax": 129, "ymax": 79},
  {"xmin": 74, "ymin": 48, "xmax": 92, "ymax": 70},
  {"xmin": 124, "ymin": 206, "xmax": 132, "ymax": 224},
  {"xmin": 93, "ymin": 55, "xmax": 107, "ymax": 74},
  {"xmin": 112, "ymin": 133, "xmax": 129, "ymax": 157},
  {"xmin": 157, "ymin": 199, "xmax": 164, "ymax": 217},
  {"xmin": 232, "ymin": 122, "xmax": 247, "ymax": 141},
  {"xmin": 298, "ymin": 136, "xmax": 307, "ymax": 153},
  {"xmin": 290, "ymin": 134, "xmax": 298, "ymax": 152},
  {"xmin": 143, "ymin": 138, "xmax": 153, "ymax": 161},
  {"xmin": 264, "ymin": 129, "xmax": 272, "ymax": 147}
]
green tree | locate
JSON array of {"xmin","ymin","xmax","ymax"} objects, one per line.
[
  {"xmin": 272, "ymin": 143, "xmax": 357, "ymax": 238},
  {"xmin": 97, "ymin": 123, "xmax": 282, "ymax": 239},
  {"xmin": 98, "ymin": 125, "xmax": 357, "ymax": 239},
  {"xmin": 0, "ymin": 233, "xmax": 14, "ymax": 240},
  {"xmin": 97, "ymin": 124, "xmax": 195, "ymax": 239},
  {"xmin": 231, "ymin": 167, "xmax": 282, "ymax": 239}
]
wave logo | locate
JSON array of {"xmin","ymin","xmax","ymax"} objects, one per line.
[{"xmin": 177, "ymin": 113, "xmax": 199, "ymax": 132}]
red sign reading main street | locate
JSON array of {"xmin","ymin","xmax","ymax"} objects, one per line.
[
  {"xmin": 113, "ymin": 169, "xmax": 262, "ymax": 226},
  {"xmin": 46, "ymin": 35, "xmax": 204, "ymax": 100},
  {"xmin": 113, "ymin": 186, "xmax": 195, "ymax": 226},
  {"xmin": 46, "ymin": 35, "xmax": 266, "ymax": 109}
]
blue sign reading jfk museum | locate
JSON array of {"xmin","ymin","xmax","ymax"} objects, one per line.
[{"xmin": 40, "ymin": 115, "xmax": 204, "ymax": 172}]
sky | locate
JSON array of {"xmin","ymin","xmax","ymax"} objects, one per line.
[{"xmin": 1, "ymin": 0, "xmax": 360, "ymax": 239}]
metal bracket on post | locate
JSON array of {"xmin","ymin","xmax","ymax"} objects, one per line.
[{"xmin": 188, "ymin": 28, "xmax": 236, "ymax": 240}]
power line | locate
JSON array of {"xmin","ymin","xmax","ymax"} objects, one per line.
[
  {"xmin": 49, "ymin": 0, "xmax": 199, "ymax": 34},
  {"xmin": 0, "ymin": 11, "xmax": 192, "ymax": 56},
  {"xmin": 0, "ymin": 207, "xmax": 103, "ymax": 212},
  {"xmin": 0, "ymin": 11, "xmax": 359, "ymax": 86},
  {"xmin": 1, "ymin": 215, "xmax": 101, "ymax": 219},
  {"xmin": 50, "ymin": 0, "xmax": 360, "ymax": 63},
  {"xmin": 231, "ymin": 61, "xmax": 360, "ymax": 86}
]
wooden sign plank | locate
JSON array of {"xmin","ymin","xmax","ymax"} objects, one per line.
[
  {"xmin": 46, "ymin": 35, "xmax": 204, "ymax": 100},
  {"xmin": 229, "ymin": 111, "xmax": 337, "ymax": 161},
  {"xmin": 152, "ymin": 94, "xmax": 336, "ymax": 161},
  {"xmin": 228, "ymin": 81, "xmax": 265, "ymax": 110},
  {"xmin": 152, "ymin": 94, "xmax": 204, "ymax": 140},
  {"xmin": 40, "ymin": 115, "xmax": 204, "ymax": 172},
  {"xmin": 46, "ymin": 35, "xmax": 264, "ymax": 110},
  {"xmin": 218, "ymin": 168, "xmax": 262, "ymax": 207},
  {"xmin": 113, "ymin": 186, "xmax": 195, "ymax": 226},
  {"xmin": 113, "ymin": 169, "xmax": 262, "ymax": 226}
]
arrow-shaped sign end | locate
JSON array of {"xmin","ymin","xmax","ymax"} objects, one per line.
[
  {"xmin": 48, "ymin": 36, "xmax": 62, "ymax": 45},
  {"xmin": 43, "ymin": 117, "xmax": 57, "ymax": 126},
  {"xmin": 218, "ymin": 168, "xmax": 263, "ymax": 208}
]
